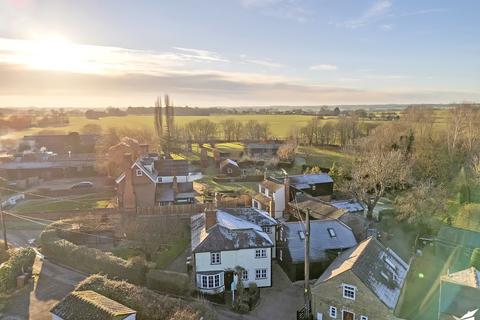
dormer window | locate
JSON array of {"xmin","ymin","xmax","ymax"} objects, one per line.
[
  {"xmin": 327, "ymin": 228, "xmax": 336, "ymax": 238},
  {"xmin": 135, "ymin": 169, "xmax": 143, "ymax": 176}
]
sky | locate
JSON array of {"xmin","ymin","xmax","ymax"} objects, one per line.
[{"xmin": 0, "ymin": 0, "xmax": 479, "ymax": 108}]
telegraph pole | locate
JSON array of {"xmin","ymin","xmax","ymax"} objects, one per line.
[
  {"xmin": 304, "ymin": 208, "xmax": 311, "ymax": 319},
  {"xmin": 0, "ymin": 202, "xmax": 7, "ymax": 250}
]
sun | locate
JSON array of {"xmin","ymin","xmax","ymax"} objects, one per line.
[{"xmin": 25, "ymin": 36, "xmax": 99, "ymax": 74}]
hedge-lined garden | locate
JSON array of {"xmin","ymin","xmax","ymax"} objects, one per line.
[
  {"xmin": 76, "ymin": 275, "xmax": 215, "ymax": 320},
  {"xmin": 0, "ymin": 247, "xmax": 35, "ymax": 293},
  {"xmin": 40, "ymin": 224, "xmax": 147, "ymax": 285}
]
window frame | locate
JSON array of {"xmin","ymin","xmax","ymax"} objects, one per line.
[
  {"xmin": 255, "ymin": 268, "xmax": 268, "ymax": 280},
  {"xmin": 360, "ymin": 316, "xmax": 368, "ymax": 320},
  {"xmin": 199, "ymin": 274, "xmax": 223, "ymax": 289},
  {"xmin": 255, "ymin": 248, "xmax": 267, "ymax": 258},
  {"xmin": 262, "ymin": 226, "xmax": 272, "ymax": 234},
  {"xmin": 241, "ymin": 270, "xmax": 248, "ymax": 281},
  {"xmin": 329, "ymin": 306, "xmax": 337, "ymax": 318},
  {"xmin": 342, "ymin": 284, "xmax": 356, "ymax": 300},
  {"xmin": 210, "ymin": 252, "xmax": 221, "ymax": 265},
  {"xmin": 135, "ymin": 169, "xmax": 143, "ymax": 176}
]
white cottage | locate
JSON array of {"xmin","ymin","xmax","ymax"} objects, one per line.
[{"xmin": 191, "ymin": 208, "xmax": 276, "ymax": 294}]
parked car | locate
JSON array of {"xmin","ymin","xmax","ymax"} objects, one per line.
[{"xmin": 70, "ymin": 181, "xmax": 94, "ymax": 189}]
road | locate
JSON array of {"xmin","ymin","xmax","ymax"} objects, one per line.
[{"xmin": 1, "ymin": 257, "xmax": 86, "ymax": 320}]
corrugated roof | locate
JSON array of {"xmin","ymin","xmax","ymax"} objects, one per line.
[
  {"xmin": 283, "ymin": 220, "xmax": 356, "ymax": 263},
  {"xmin": 50, "ymin": 290, "xmax": 135, "ymax": 320},
  {"xmin": 315, "ymin": 237, "xmax": 409, "ymax": 310},
  {"xmin": 293, "ymin": 199, "xmax": 345, "ymax": 220},
  {"xmin": 289, "ymin": 173, "xmax": 333, "ymax": 188}
]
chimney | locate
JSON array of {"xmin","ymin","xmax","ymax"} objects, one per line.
[
  {"xmin": 205, "ymin": 208, "xmax": 217, "ymax": 231},
  {"xmin": 139, "ymin": 144, "xmax": 149, "ymax": 155},
  {"xmin": 123, "ymin": 153, "xmax": 133, "ymax": 170},
  {"xmin": 284, "ymin": 174, "xmax": 290, "ymax": 210}
]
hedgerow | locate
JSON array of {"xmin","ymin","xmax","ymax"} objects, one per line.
[{"xmin": 0, "ymin": 247, "xmax": 35, "ymax": 292}]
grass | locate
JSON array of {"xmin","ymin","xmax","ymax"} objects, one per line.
[
  {"xmin": 12, "ymin": 193, "xmax": 112, "ymax": 214},
  {"xmin": 297, "ymin": 145, "xmax": 347, "ymax": 168},
  {"xmin": 3, "ymin": 114, "xmax": 319, "ymax": 140},
  {"xmin": 154, "ymin": 232, "xmax": 189, "ymax": 269}
]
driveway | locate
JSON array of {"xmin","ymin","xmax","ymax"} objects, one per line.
[
  {"xmin": 215, "ymin": 262, "xmax": 304, "ymax": 320},
  {"xmin": 1, "ymin": 258, "xmax": 85, "ymax": 320}
]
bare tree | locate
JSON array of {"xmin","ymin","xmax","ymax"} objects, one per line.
[
  {"xmin": 277, "ymin": 139, "xmax": 298, "ymax": 161},
  {"xmin": 221, "ymin": 119, "xmax": 243, "ymax": 141},
  {"xmin": 341, "ymin": 141, "xmax": 411, "ymax": 219}
]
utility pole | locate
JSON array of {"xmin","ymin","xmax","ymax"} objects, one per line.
[
  {"xmin": 304, "ymin": 208, "xmax": 311, "ymax": 319},
  {"xmin": 0, "ymin": 202, "xmax": 7, "ymax": 250}
]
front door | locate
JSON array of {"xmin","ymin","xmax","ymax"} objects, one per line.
[
  {"xmin": 224, "ymin": 271, "xmax": 234, "ymax": 291},
  {"xmin": 342, "ymin": 311, "xmax": 354, "ymax": 320}
]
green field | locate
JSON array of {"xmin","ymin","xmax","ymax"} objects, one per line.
[{"xmin": 4, "ymin": 114, "xmax": 319, "ymax": 139}]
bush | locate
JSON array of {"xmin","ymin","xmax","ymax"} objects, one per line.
[
  {"xmin": 76, "ymin": 275, "xmax": 215, "ymax": 320},
  {"xmin": 40, "ymin": 225, "xmax": 146, "ymax": 285},
  {"xmin": 471, "ymin": 248, "xmax": 480, "ymax": 270},
  {"xmin": 0, "ymin": 247, "xmax": 35, "ymax": 293},
  {"xmin": 249, "ymin": 282, "xmax": 260, "ymax": 303},
  {"xmin": 146, "ymin": 269, "xmax": 191, "ymax": 296}
]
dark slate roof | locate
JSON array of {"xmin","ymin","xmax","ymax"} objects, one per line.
[
  {"xmin": 288, "ymin": 173, "xmax": 333, "ymax": 188},
  {"xmin": 154, "ymin": 159, "xmax": 189, "ymax": 176},
  {"xmin": 50, "ymin": 290, "xmax": 135, "ymax": 320},
  {"xmin": 283, "ymin": 220, "xmax": 357, "ymax": 264},
  {"xmin": 316, "ymin": 237, "xmax": 409, "ymax": 310},
  {"xmin": 221, "ymin": 208, "xmax": 277, "ymax": 227},
  {"xmin": 437, "ymin": 226, "xmax": 480, "ymax": 249},
  {"xmin": 193, "ymin": 225, "xmax": 272, "ymax": 253}
]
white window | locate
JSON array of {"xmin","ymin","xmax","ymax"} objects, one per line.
[
  {"xmin": 255, "ymin": 268, "xmax": 267, "ymax": 280},
  {"xmin": 262, "ymin": 226, "xmax": 272, "ymax": 234},
  {"xmin": 360, "ymin": 316, "xmax": 368, "ymax": 320},
  {"xmin": 242, "ymin": 270, "xmax": 248, "ymax": 281},
  {"xmin": 312, "ymin": 185, "xmax": 316, "ymax": 191},
  {"xmin": 261, "ymin": 186, "xmax": 266, "ymax": 194},
  {"xmin": 329, "ymin": 306, "xmax": 337, "ymax": 318},
  {"xmin": 135, "ymin": 169, "xmax": 143, "ymax": 176},
  {"xmin": 342, "ymin": 284, "xmax": 356, "ymax": 300},
  {"xmin": 227, "ymin": 168, "xmax": 233, "ymax": 174},
  {"xmin": 200, "ymin": 274, "xmax": 222, "ymax": 289},
  {"xmin": 255, "ymin": 249, "xmax": 267, "ymax": 258},
  {"xmin": 210, "ymin": 252, "xmax": 221, "ymax": 265},
  {"xmin": 279, "ymin": 249, "xmax": 283, "ymax": 261}
]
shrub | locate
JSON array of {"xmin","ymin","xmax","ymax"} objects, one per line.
[
  {"xmin": 249, "ymin": 282, "xmax": 260, "ymax": 302},
  {"xmin": 40, "ymin": 225, "xmax": 146, "ymax": 284},
  {"xmin": 76, "ymin": 275, "xmax": 215, "ymax": 320},
  {"xmin": 0, "ymin": 247, "xmax": 35, "ymax": 293},
  {"xmin": 146, "ymin": 269, "xmax": 191, "ymax": 296},
  {"xmin": 471, "ymin": 248, "xmax": 480, "ymax": 270}
]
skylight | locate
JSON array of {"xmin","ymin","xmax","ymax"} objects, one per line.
[
  {"xmin": 298, "ymin": 231, "xmax": 305, "ymax": 240},
  {"xmin": 327, "ymin": 228, "xmax": 336, "ymax": 238}
]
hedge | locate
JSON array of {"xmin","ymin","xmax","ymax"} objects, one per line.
[
  {"xmin": 40, "ymin": 226, "xmax": 146, "ymax": 285},
  {"xmin": 146, "ymin": 269, "xmax": 191, "ymax": 296},
  {"xmin": 76, "ymin": 275, "xmax": 215, "ymax": 320},
  {"xmin": 471, "ymin": 248, "xmax": 480, "ymax": 270},
  {"xmin": 0, "ymin": 247, "xmax": 35, "ymax": 293}
]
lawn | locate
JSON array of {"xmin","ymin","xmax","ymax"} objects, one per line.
[
  {"xmin": 297, "ymin": 145, "xmax": 347, "ymax": 168},
  {"xmin": 4, "ymin": 114, "xmax": 319, "ymax": 140},
  {"xmin": 12, "ymin": 193, "xmax": 112, "ymax": 214}
]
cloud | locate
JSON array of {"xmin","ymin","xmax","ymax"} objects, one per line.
[
  {"xmin": 340, "ymin": 0, "xmax": 393, "ymax": 29},
  {"xmin": 244, "ymin": 59, "xmax": 284, "ymax": 68},
  {"xmin": 173, "ymin": 47, "xmax": 229, "ymax": 63},
  {"xmin": 309, "ymin": 64, "xmax": 338, "ymax": 71},
  {"xmin": 380, "ymin": 24, "xmax": 393, "ymax": 31},
  {"xmin": 240, "ymin": 0, "xmax": 311, "ymax": 23}
]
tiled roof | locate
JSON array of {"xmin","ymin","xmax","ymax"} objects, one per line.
[
  {"xmin": 293, "ymin": 199, "xmax": 345, "ymax": 220},
  {"xmin": 221, "ymin": 208, "xmax": 277, "ymax": 226},
  {"xmin": 50, "ymin": 290, "xmax": 135, "ymax": 320},
  {"xmin": 441, "ymin": 267, "xmax": 480, "ymax": 288},
  {"xmin": 283, "ymin": 220, "xmax": 357, "ymax": 263},
  {"xmin": 260, "ymin": 179, "xmax": 284, "ymax": 192},
  {"xmin": 193, "ymin": 225, "xmax": 272, "ymax": 253},
  {"xmin": 315, "ymin": 237, "xmax": 409, "ymax": 310}
]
